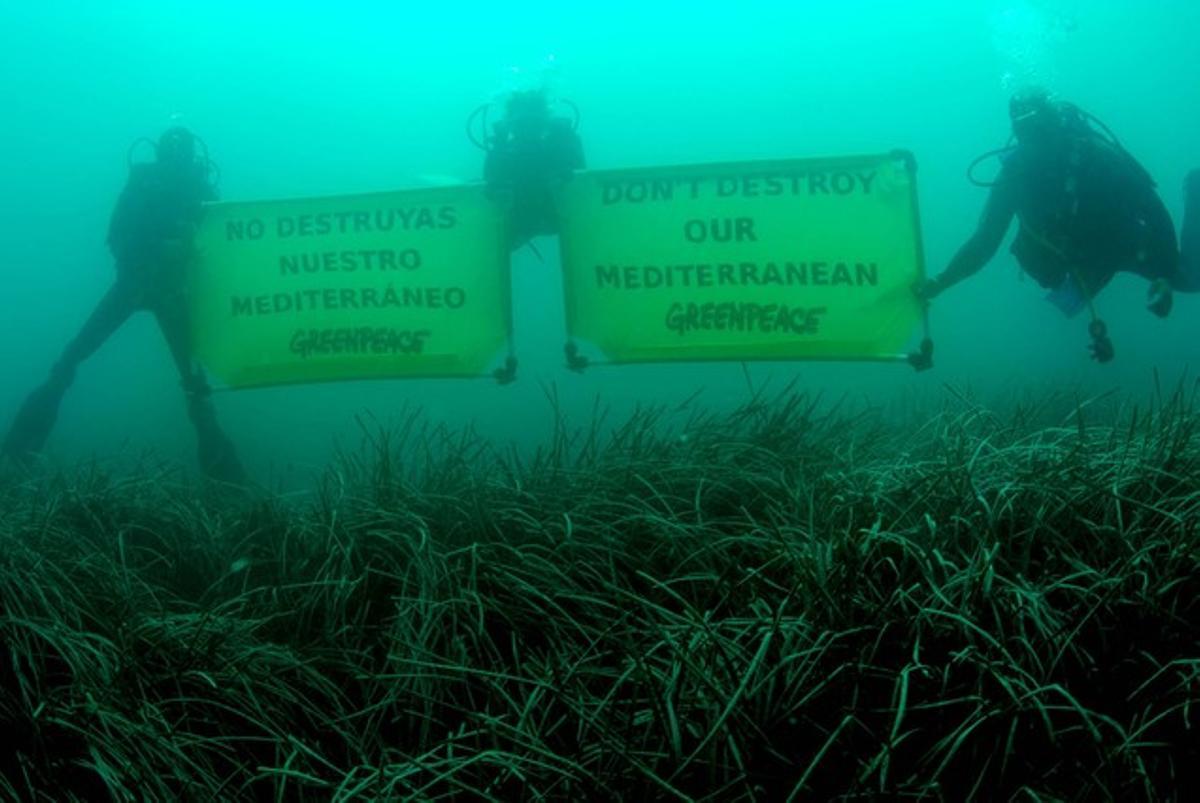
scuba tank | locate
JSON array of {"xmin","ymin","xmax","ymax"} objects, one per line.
[
  {"xmin": 467, "ymin": 90, "xmax": 580, "ymax": 153},
  {"xmin": 127, "ymin": 127, "xmax": 220, "ymax": 191}
]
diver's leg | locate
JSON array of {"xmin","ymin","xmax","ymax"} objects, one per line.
[
  {"xmin": 57, "ymin": 281, "xmax": 142, "ymax": 371},
  {"xmin": 153, "ymin": 295, "xmax": 245, "ymax": 483},
  {"xmin": 153, "ymin": 290, "xmax": 200, "ymax": 388},
  {"xmin": 2, "ymin": 282, "xmax": 139, "ymax": 460}
]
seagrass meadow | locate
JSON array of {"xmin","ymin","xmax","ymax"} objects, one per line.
[{"xmin": 2, "ymin": 383, "xmax": 1198, "ymax": 801}]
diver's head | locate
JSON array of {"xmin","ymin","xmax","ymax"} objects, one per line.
[
  {"xmin": 504, "ymin": 89, "xmax": 551, "ymax": 140},
  {"xmin": 1009, "ymin": 88, "xmax": 1062, "ymax": 145},
  {"xmin": 156, "ymin": 126, "xmax": 197, "ymax": 171}
]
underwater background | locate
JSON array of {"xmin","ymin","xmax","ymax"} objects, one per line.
[{"xmin": 1, "ymin": 0, "xmax": 1197, "ymax": 483}]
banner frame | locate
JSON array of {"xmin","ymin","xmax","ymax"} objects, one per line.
[
  {"xmin": 558, "ymin": 150, "xmax": 934, "ymax": 371},
  {"xmin": 189, "ymin": 182, "xmax": 519, "ymax": 390}
]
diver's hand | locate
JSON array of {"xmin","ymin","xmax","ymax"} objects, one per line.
[
  {"xmin": 913, "ymin": 276, "xmax": 943, "ymax": 303},
  {"xmin": 1088, "ymin": 320, "xmax": 1115, "ymax": 363},
  {"xmin": 1146, "ymin": 279, "xmax": 1173, "ymax": 318}
]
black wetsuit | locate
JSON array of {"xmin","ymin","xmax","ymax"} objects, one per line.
[
  {"xmin": 941, "ymin": 131, "xmax": 1193, "ymax": 298},
  {"xmin": 484, "ymin": 118, "xmax": 585, "ymax": 248},
  {"xmin": 58, "ymin": 161, "xmax": 216, "ymax": 387},
  {"xmin": 3, "ymin": 160, "xmax": 243, "ymax": 481}
]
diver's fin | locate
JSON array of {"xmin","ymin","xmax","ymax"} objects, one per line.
[
  {"xmin": 198, "ymin": 429, "xmax": 246, "ymax": 484},
  {"xmin": 188, "ymin": 397, "xmax": 246, "ymax": 484},
  {"xmin": 2, "ymin": 379, "xmax": 70, "ymax": 462}
]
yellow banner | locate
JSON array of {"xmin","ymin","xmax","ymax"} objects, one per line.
[
  {"xmin": 189, "ymin": 186, "xmax": 510, "ymax": 388},
  {"xmin": 559, "ymin": 154, "xmax": 927, "ymax": 363}
]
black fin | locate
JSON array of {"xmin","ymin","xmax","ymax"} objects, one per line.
[{"xmin": 2, "ymin": 379, "xmax": 69, "ymax": 462}]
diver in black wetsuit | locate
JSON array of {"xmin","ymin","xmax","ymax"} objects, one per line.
[
  {"xmin": 2, "ymin": 127, "xmax": 245, "ymax": 482},
  {"xmin": 920, "ymin": 89, "xmax": 1200, "ymax": 361},
  {"xmin": 477, "ymin": 88, "xmax": 585, "ymax": 250}
]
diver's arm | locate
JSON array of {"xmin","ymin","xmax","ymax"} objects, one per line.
[
  {"xmin": 200, "ymin": 179, "xmax": 218, "ymax": 204},
  {"xmin": 925, "ymin": 181, "xmax": 1017, "ymax": 298},
  {"xmin": 159, "ymin": 178, "xmax": 215, "ymax": 266},
  {"xmin": 547, "ymin": 121, "xmax": 584, "ymax": 174},
  {"xmin": 562, "ymin": 127, "xmax": 585, "ymax": 171},
  {"xmin": 483, "ymin": 147, "xmax": 503, "ymax": 188},
  {"xmin": 106, "ymin": 171, "xmax": 150, "ymax": 265},
  {"xmin": 483, "ymin": 140, "xmax": 519, "ymax": 201},
  {"xmin": 180, "ymin": 176, "xmax": 217, "ymax": 240}
]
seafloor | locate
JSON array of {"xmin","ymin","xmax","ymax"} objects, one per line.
[{"xmin": 2, "ymin": 386, "xmax": 1197, "ymax": 801}]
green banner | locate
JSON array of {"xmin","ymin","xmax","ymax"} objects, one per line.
[
  {"xmin": 190, "ymin": 186, "xmax": 510, "ymax": 388},
  {"xmin": 559, "ymin": 154, "xmax": 927, "ymax": 364}
]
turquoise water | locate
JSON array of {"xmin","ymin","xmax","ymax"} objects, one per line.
[{"xmin": 1, "ymin": 1, "xmax": 1197, "ymax": 483}]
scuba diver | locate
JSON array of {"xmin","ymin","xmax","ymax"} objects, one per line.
[
  {"xmin": 471, "ymin": 83, "xmax": 585, "ymax": 250},
  {"xmin": 919, "ymin": 88, "xmax": 1200, "ymax": 362},
  {"xmin": 1, "ymin": 126, "xmax": 245, "ymax": 482}
]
